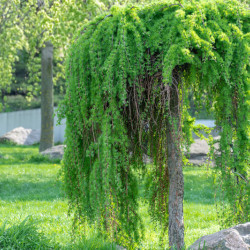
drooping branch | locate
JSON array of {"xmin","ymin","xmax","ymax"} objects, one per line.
[{"xmin": 60, "ymin": 1, "xmax": 249, "ymax": 248}]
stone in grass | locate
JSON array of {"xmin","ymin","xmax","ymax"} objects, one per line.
[
  {"xmin": 40, "ymin": 145, "xmax": 65, "ymax": 160},
  {"xmin": 115, "ymin": 245, "xmax": 126, "ymax": 250},
  {"xmin": 0, "ymin": 127, "xmax": 40, "ymax": 145},
  {"xmin": 189, "ymin": 222, "xmax": 250, "ymax": 250},
  {"xmin": 187, "ymin": 137, "xmax": 219, "ymax": 166},
  {"xmin": 189, "ymin": 139, "xmax": 210, "ymax": 157}
]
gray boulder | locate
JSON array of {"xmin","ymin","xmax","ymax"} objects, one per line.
[
  {"xmin": 40, "ymin": 145, "xmax": 65, "ymax": 160},
  {"xmin": 143, "ymin": 154, "xmax": 153, "ymax": 164},
  {"xmin": 0, "ymin": 127, "xmax": 40, "ymax": 145},
  {"xmin": 189, "ymin": 222, "xmax": 250, "ymax": 250},
  {"xmin": 189, "ymin": 139, "xmax": 210, "ymax": 157},
  {"xmin": 115, "ymin": 245, "xmax": 126, "ymax": 250},
  {"xmin": 187, "ymin": 137, "xmax": 219, "ymax": 166}
]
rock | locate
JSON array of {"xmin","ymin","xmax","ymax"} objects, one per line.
[
  {"xmin": 115, "ymin": 245, "xmax": 126, "ymax": 250},
  {"xmin": 0, "ymin": 127, "xmax": 40, "ymax": 145},
  {"xmin": 233, "ymin": 224, "xmax": 250, "ymax": 245},
  {"xmin": 143, "ymin": 154, "xmax": 153, "ymax": 164},
  {"xmin": 40, "ymin": 145, "xmax": 65, "ymax": 160},
  {"xmin": 187, "ymin": 137, "xmax": 219, "ymax": 166},
  {"xmin": 189, "ymin": 139, "xmax": 210, "ymax": 157},
  {"xmin": 189, "ymin": 222, "xmax": 250, "ymax": 250}
]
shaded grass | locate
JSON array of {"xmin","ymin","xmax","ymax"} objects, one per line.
[{"xmin": 0, "ymin": 144, "xmax": 220, "ymax": 249}]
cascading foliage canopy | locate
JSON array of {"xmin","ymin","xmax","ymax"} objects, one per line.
[{"xmin": 59, "ymin": 0, "xmax": 249, "ymax": 246}]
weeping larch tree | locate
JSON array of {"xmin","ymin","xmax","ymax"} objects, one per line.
[{"xmin": 59, "ymin": 0, "xmax": 249, "ymax": 248}]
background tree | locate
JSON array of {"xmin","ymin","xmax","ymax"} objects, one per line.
[
  {"xmin": 9, "ymin": 0, "xmax": 112, "ymax": 151},
  {"xmin": 0, "ymin": 0, "xmax": 152, "ymax": 149},
  {"xmin": 40, "ymin": 41, "xmax": 54, "ymax": 151},
  {"xmin": 0, "ymin": 0, "xmax": 28, "ymax": 110},
  {"xmin": 20, "ymin": 0, "xmax": 151, "ymax": 151},
  {"xmin": 60, "ymin": 0, "xmax": 249, "ymax": 249}
]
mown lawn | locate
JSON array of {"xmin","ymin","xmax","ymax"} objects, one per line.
[{"xmin": 0, "ymin": 144, "xmax": 220, "ymax": 249}]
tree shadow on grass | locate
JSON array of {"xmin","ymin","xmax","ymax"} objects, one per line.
[
  {"xmin": 0, "ymin": 153, "xmax": 60, "ymax": 165},
  {"xmin": 0, "ymin": 179, "xmax": 64, "ymax": 201}
]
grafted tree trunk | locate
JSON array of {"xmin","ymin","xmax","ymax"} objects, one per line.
[
  {"xmin": 166, "ymin": 69, "xmax": 184, "ymax": 249},
  {"xmin": 39, "ymin": 41, "xmax": 54, "ymax": 152}
]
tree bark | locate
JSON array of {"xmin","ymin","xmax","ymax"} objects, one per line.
[
  {"xmin": 39, "ymin": 41, "xmax": 54, "ymax": 152},
  {"xmin": 166, "ymin": 69, "xmax": 184, "ymax": 249}
]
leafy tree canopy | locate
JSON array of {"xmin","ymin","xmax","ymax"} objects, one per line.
[
  {"xmin": 0, "ymin": 0, "xmax": 152, "ymax": 108},
  {"xmin": 0, "ymin": 0, "xmax": 28, "ymax": 96},
  {"xmin": 60, "ymin": 0, "xmax": 249, "ymax": 247}
]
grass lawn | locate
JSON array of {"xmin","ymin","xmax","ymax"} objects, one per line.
[{"xmin": 0, "ymin": 144, "xmax": 220, "ymax": 249}]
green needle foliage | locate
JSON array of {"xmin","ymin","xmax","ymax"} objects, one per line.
[{"xmin": 59, "ymin": 0, "xmax": 249, "ymax": 246}]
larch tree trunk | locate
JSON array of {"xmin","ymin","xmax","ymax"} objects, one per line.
[
  {"xmin": 166, "ymin": 69, "xmax": 184, "ymax": 249},
  {"xmin": 39, "ymin": 41, "xmax": 54, "ymax": 152}
]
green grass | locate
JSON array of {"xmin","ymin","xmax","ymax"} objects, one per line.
[
  {"xmin": 0, "ymin": 144, "xmax": 220, "ymax": 249},
  {"xmin": 0, "ymin": 216, "xmax": 56, "ymax": 249}
]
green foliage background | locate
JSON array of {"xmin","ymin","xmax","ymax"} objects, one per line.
[{"xmin": 0, "ymin": 0, "xmax": 152, "ymax": 111}]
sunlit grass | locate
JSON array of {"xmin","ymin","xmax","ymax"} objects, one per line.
[
  {"xmin": 183, "ymin": 168, "xmax": 220, "ymax": 246},
  {"xmin": 0, "ymin": 144, "xmax": 220, "ymax": 249},
  {"xmin": 138, "ymin": 166, "xmax": 220, "ymax": 249}
]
